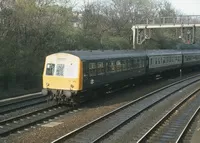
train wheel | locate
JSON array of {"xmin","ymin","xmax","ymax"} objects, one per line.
[{"xmin": 47, "ymin": 94, "xmax": 53, "ymax": 103}]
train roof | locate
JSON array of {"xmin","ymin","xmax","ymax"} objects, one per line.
[
  {"xmin": 181, "ymin": 49, "xmax": 200, "ymax": 54},
  {"xmin": 147, "ymin": 50, "xmax": 182, "ymax": 56},
  {"xmin": 59, "ymin": 50, "xmax": 147, "ymax": 60},
  {"xmin": 53, "ymin": 49, "xmax": 200, "ymax": 60}
]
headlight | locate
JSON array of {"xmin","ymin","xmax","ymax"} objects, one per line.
[
  {"xmin": 46, "ymin": 83, "xmax": 50, "ymax": 87},
  {"xmin": 42, "ymin": 89, "xmax": 48, "ymax": 95}
]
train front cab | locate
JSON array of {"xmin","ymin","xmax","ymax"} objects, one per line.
[{"xmin": 42, "ymin": 53, "xmax": 83, "ymax": 102}]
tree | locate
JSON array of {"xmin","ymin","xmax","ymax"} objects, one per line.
[{"xmin": 0, "ymin": 0, "xmax": 74, "ymax": 91}]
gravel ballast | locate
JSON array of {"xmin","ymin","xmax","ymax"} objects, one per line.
[{"xmin": 1, "ymin": 72, "xmax": 200, "ymax": 143}]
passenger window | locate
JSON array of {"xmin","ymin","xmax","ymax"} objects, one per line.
[
  {"xmin": 109, "ymin": 61, "xmax": 115, "ymax": 73},
  {"xmin": 134, "ymin": 59, "xmax": 137, "ymax": 68},
  {"xmin": 163, "ymin": 57, "xmax": 165, "ymax": 64},
  {"xmin": 133, "ymin": 58, "xmax": 138, "ymax": 68},
  {"xmin": 116, "ymin": 60, "xmax": 122, "ymax": 72},
  {"xmin": 97, "ymin": 62, "xmax": 104, "ymax": 75},
  {"xmin": 140, "ymin": 58, "xmax": 143, "ymax": 68},
  {"xmin": 132, "ymin": 59, "xmax": 135, "ymax": 68},
  {"xmin": 141, "ymin": 59, "xmax": 143, "ymax": 67},
  {"xmin": 46, "ymin": 63, "xmax": 55, "ymax": 76},
  {"xmin": 143, "ymin": 59, "xmax": 145, "ymax": 67},
  {"xmin": 106, "ymin": 62, "xmax": 109, "ymax": 73},
  {"xmin": 89, "ymin": 63, "xmax": 96, "ymax": 76},
  {"xmin": 127, "ymin": 59, "xmax": 132, "ymax": 70},
  {"xmin": 121, "ymin": 60, "xmax": 127, "ymax": 71},
  {"xmin": 56, "ymin": 64, "xmax": 65, "ymax": 76},
  {"xmin": 138, "ymin": 59, "xmax": 140, "ymax": 68},
  {"xmin": 139, "ymin": 58, "xmax": 142, "ymax": 68}
]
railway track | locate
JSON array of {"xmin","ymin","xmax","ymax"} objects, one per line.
[
  {"xmin": 0, "ymin": 104, "xmax": 74, "ymax": 137},
  {"xmin": 51, "ymin": 74, "xmax": 200, "ymax": 143},
  {"xmin": 0, "ymin": 94, "xmax": 47, "ymax": 115},
  {"xmin": 137, "ymin": 88, "xmax": 200, "ymax": 143}
]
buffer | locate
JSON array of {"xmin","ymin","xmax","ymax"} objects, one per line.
[{"xmin": 132, "ymin": 15, "xmax": 200, "ymax": 49}]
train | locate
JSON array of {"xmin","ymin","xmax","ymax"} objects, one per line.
[{"xmin": 42, "ymin": 49, "xmax": 200, "ymax": 105}]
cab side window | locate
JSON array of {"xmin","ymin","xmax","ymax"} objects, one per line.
[
  {"xmin": 83, "ymin": 62, "xmax": 89, "ymax": 77},
  {"xmin": 89, "ymin": 63, "xmax": 96, "ymax": 77}
]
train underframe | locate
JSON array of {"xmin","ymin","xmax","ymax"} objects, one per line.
[
  {"xmin": 42, "ymin": 76, "xmax": 144, "ymax": 106},
  {"xmin": 42, "ymin": 88, "xmax": 79, "ymax": 105}
]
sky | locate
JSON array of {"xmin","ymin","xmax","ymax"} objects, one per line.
[
  {"xmin": 168, "ymin": 0, "xmax": 200, "ymax": 15},
  {"xmin": 72, "ymin": 0, "xmax": 200, "ymax": 15}
]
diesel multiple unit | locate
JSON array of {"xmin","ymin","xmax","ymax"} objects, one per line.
[{"xmin": 42, "ymin": 50, "xmax": 200, "ymax": 104}]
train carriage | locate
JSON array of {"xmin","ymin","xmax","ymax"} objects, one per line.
[
  {"xmin": 147, "ymin": 50, "xmax": 182, "ymax": 74},
  {"xmin": 182, "ymin": 50, "xmax": 200, "ymax": 68},
  {"xmin": 42, "ymin": 49, "xmax": 200, "ymax": 104},
  {"xmin": 81, "ymin": 50, "xmax": 147, "ymax": 90},
  {"xmin": 42, "ymin": 50, "xmax": 147, "ymax": 104}
]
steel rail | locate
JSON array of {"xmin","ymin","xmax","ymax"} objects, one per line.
[
  {"xmin": 136, "ymin": 88, "xmax": 200, "ymax": 143},
  {"xmin": 0, "ymin": 104, "xmax": 58, "ymax": 125},
  {"xmin": 0, "ymin": 93, "xmax": 44, "ymax": 107},
  {"xmin": 0, "ymin": 105, "xmax": 74, "ymax": 137},
  {"xmin": 51, "ymin": 74, "xmax": 200, "ymax": 143},
  {"xmin": 0, "ymin": 95, "xmax": 47, "ymax": 115},
  {"xmin": 176, "ymin": 107, "xmax": 200, "ymax": 143}
]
